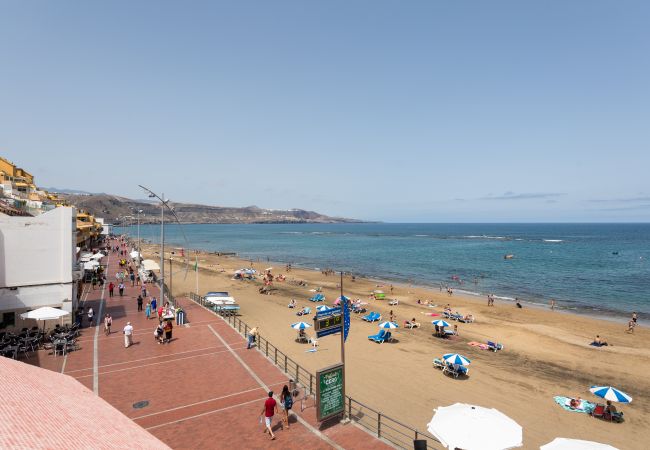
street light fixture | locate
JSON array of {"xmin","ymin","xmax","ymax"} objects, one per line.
[{"xmin": 138, "ymin": 185, "xmax": 169, "ymax": 305}]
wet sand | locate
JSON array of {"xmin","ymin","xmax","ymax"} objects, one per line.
[{"xmin": 143, "ymin": 244, "xmax": 649, "ymax": 449}]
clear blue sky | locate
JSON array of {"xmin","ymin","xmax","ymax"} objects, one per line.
[{"xmin": 1, "ymin": 1, "xmax": 649, "ymax": 222}]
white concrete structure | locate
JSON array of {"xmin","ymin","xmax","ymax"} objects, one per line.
[
  {"xmin": 96, "ymin": 217, "xmax": 112, "ymax": 236},
  {"xmin": 0, "ymin": 207, "xmax": 78, "ymax": 330}
]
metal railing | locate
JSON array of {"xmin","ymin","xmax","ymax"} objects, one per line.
[{"xmin": 188, "ymin": 292, "xmax": 440, "ymax": 450}]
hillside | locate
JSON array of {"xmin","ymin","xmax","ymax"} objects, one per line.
[{"xmin": 60, "ymin": 193, "xmax": 363, "ymax": 225}]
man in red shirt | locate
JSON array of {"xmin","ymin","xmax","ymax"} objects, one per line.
[{"xmin": 260, "ymin": 391, "xmax": 279, "ymax": 440}]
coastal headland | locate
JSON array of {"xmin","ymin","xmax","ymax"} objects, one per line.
[{"xmin": 142, "ymin": 243, "xmax": 650, "ymax": 450}]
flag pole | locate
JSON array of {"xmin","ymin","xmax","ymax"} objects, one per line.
[{"xmin": 195, "ymin": 252, "xmax": 199, "ymax": 295}]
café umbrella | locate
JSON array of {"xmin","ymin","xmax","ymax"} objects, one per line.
[
  {"xmin": 290, "ymin": 322, "xmax": 312, "ymax": 330},
  {"xmin": 432, "ymin": 319, "xmax": 450, "ymax": 328},
  {"xmin": 427, "ymin": 403, "xmax": 523, "ymax": 450},
  {"xmin": 316, "ymin": 305, "xmax": 331, "ymax": 312}
]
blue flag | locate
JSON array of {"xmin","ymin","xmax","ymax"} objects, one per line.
[{"xmin": 343, "ymin": 296, "xmax": 350, "ymax": 342}]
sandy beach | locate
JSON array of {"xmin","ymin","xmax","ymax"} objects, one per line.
[{"xmin": 144, "ymin": 244, "xmax": 649, "ymax": 449}]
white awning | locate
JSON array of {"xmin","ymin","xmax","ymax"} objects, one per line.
[
  {"xmin": 142, "ymin": 259, "xmax": 160, "ymax": 271},
  {"xmin": 130, "ymin": 251, "xmax": 141, "ymax": 259},
  {"xmin": 89, "ymin": 253, "xmax": 104, "ymax": 260},
  {"xmin": 84, "ymin": 261, "xmax": 100, "ymax": 270}
]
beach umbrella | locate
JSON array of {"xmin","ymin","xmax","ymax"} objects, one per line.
[
  {"xmin": 21, "ymin": 307, "xmax": 70, "ymax": 321},
  {"xmin": 334, "ymin": 296, "xmax": 349, "ymax": 306},
  {"xmin": 290, "ymin": 322, "xmax": 312, "ymax": 330},
  {"xmin": 432, "ymin": 319, "xmax": 450, "ymax": 328},
  {"xmin": 378, "ymin": 321, "xmax": 399, "ymax": 329},
  {"xmin": 427, "ymin": 403, "xmax": 522, "ymax": 450},
  {"xmin": 316, "ymin": 305, "xmax": 331, "ymax": 312},
  {"xmin": 442, "ymin": 353, "xmax": 471, "ymax": 366},
  {"xmin": 589, "ymin": 386, "xmax": 632, "ymax": 403},
  {"xmin": 540, "ymin": 438, "xmax": 619, "ymax": 450}
]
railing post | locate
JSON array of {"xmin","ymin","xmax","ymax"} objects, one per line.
[
  {"xmin": 348, "ymin": 396, "xmax": 352, "ymax": 420},
  {"xmin": 309, "ymin": 374, "xmax": 313, "ymax": 395},
  {"xmin": 265, "ymin": 340, "xmax": 269, "ymax": 357},
  {"xmin": 284, "ymin": 354, "xmax": 287, "ymax": 372},
  {"xmin": 244, "ymin": 324, "xmax": 248, "ymax": 338},
  {"xmin": 274, "ymin": 347, "xmax": 277, "ymax": 365},
  {"xmin": 295, "ymin": 364, "xmax": 299, "ymax": 384},
  {"xmin": 377, "ymin": 412, "xmax": 381, "ymax": 438},
  {"xmin": 238, "ymin": 320, "xmax": 241, "ymax": 334}
]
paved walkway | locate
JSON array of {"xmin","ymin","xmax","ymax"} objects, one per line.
[{"xmin": 26, "ymin": 238, "xmax": 392, "ymax": 450}]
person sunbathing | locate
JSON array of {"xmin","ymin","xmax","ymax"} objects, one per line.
[
  {"xmin": 569, "ymin": 397, "xmax": 582, "ymax": 409},
  {"xmin": 405, "ymin": 318, "xmax": 420, "ymax": 328},
  {"xmin": 288, "ymin": 299, "xmax": 296, "ymax": 308},
  {"xmin": 464, "ymin": 314, "xmax": 474, "ymax": 322}
]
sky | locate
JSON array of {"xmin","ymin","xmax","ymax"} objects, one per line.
[{"xmin": 1, "ymin": 1, "xmax": 649, "ymax": 222}]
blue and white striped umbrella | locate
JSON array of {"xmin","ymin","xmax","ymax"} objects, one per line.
[
  {"xmin": 378, "ymin": 321, "xmax": 399, "ymax": 329},
  {"xmin": 589, "ymin": 386, "xmax": 633, "ymax": 403},
  {"xmin": 432, "ymin": 320, "xmax": 450, "ymax": 327},
  {"xmin": 442, "ymin": 353, "xmax": 471, "ymax": 366},
  {"xmin": 316, "ymin": 305, "xmax": 331, "ymax": 312},
  {"xmin": 290, "ymin": 322, "xmax": 312, "ymax": 330}
]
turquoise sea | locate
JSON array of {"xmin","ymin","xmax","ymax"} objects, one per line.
[{"xmin": 119, "ymin": 223, "xmax": 650, "ymax": 319}]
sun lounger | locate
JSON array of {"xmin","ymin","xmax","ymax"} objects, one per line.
[
  {"xmin": 457, "ymin": 315, "xmax": 474, "ymax": 323},
  {"xmin": 368, "ymin": 329, "xmax": 386, "ymax": 341},
  {"xmin": 487, "ymin": 341, "xmax": 503, "ymax": 352},
  {"xmin": 374, "ymin": 331, "xmax": 392, "ymax": 344},
  {"xmin": 443, "ymin": 363, "xmax": 468, "ymax": 378},
  {"xmin": 309, "ymin": 294, "xmax": 325, "ymax": 302},
  {"xmin": 362, "ymin": 312, "xmax": 381, "ymax": 322},
  {"xmin": 444, "ymin": 329, "xmax": 456, "ymax": 336},
  {"xmin": 404, "ymin": 321, "xmax": 420, "ymax": 329},
  {"xmin": 591, "ymin": 404, "xmax": 624, "ymax": 423},
  {"xmin": 450, "ymin": 313, "xmax": 463, "ymax": 321},
  {"xmin": 433, "ymin": 358, "xmax": 445, "ymax": 370},
  {"xmin": 388, "ymin": 299, "xmax": 399, "ymax": 306},
  {"xmin": 296, "ymin": 307, "xmax": 311, "ymax": 316},
  {"xmin": 442, "ymin": 311, "xmax": 452, "ymax": 319}
]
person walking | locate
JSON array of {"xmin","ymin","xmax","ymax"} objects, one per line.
[
  {"xmin": 151, "ymin": 297, "xmax": 157, "ymax": 318},
  {"xmin": 130, "ymin": 271, "xmax": 135, "ymax": 287},
  {"xmin": 123, "ymin": 322, "xmax": 133, "ymax": 347},
  {"xmin": 281, "ymin": 385, "xmax": 293, "ymax": 429},
  {"xmin": 141, "ymin": 285, "xmax": 147, "ymax": 298},
  {"xmin": 247, "ymin": 326, "xmax": 258, "ymax": 349},
  {"xmin": 137, "ymin": 295, "xmax": 143, "ymax": 311},
  {"xmin": 145, "ymin": 301, "xmax": 151, "ymax": 319},
  {"xmin": 163, "ymin": 320, "xmax": 173, "ymax": 343},
  {"xmin": 260, "ymin": 391, "xmax": 279, "ymax": 440},
  {"xmin": 104, "ymin": 313, "xmax": 112, "ymax": 335},
  {"xmin": 87, "ymin": 307, "xmax": 94, "ymax": 327},
  {"xmin": 91, "ymin": 275, "xmax": 97, "ymax": 290},
  {"xmin": 118, "ymin": 282, "xmax": 125, "ymax": 297},
  {"xmin": 108, "ymin": 282, "xmax": 114, "ymax": 298}
]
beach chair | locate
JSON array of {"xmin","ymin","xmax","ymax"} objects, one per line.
[
  {"xmin": 458, "ymin": 315, "xmax": 474, "ymax": 323},
  {"xmin": 442, "ymin": 311, "xmax": 452, "ymax": 319},
  {"xmin": 450, "ymin": 313, "xmax": 463, "ymax": 321},
  {"xmin": 444, "ymin": 363, "xmax": 468, "ymax": 378},
  {"xmin": 369, "ymin": 312, "xmax": 381, "ymax": 322},
  {"xmin": 591, "ymin": 404, "xmax": 606, "ymax": 419},
  {"xmin": 433, "ymin": 358, "xmax": 445, "ymax": 370},
  {"xmin": 309, "ymin": 294, "xmax": 325, "ymax": 302},
  {"xmin": 444, "ymin": 329, "xmax": 456, "ymax": 336},
  {"xmin": 362, "ymin": 312, "xmax": 380, "ymax": 322},
  {"xmin": 388, "ymin": 299, "xmax": 399, "ymax": 306},
  {"xmin": 368, "ymin": 329, "xmax": 386, "ymax": 342},
  {"xmin": 352, "ymin": 305, "xmax": 367, "ymax": 314}
]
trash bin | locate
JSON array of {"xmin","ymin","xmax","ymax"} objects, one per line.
[{"xmin": 176, "ymin": 309, "xmax": 185, "ymax": 325}]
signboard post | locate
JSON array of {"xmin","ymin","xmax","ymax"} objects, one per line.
[{"xmin": 316, "ymin": 363, "xmax": 345, "ymax": 421}]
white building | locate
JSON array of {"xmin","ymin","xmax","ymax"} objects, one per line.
[
  {"xmin": 0, "ymin": 207, "xmax": 79, "ymax": 330},
  {"xmin": 95, "ymin": 217, "xmax": 113, "ymax": 237}
]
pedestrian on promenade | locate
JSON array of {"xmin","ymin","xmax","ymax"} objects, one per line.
[
  {"xmin": 163, "ymin": 320, "xmax": 173, "ymax": 343},
  {"xmin": 281, "ymin": 385, "xmax": 292, "ymax": 429},
  {"xmin": 136, "ymin": 274, "xmax": 141, "ymax": 285},
  {"xmin": 104, "ymin": 313, "xmax": 112, "ymax": 335},
  {"xmin": 141, "ymin": 286, "xmax": 147, "ymax": 298},
  {"xmin": 87, "ymin": 307, "xmax": 94, "ymax": 327},
  {"xmin": 123, "ymin": 322, "xmax": 133, "ymax": 348},
  {"xmin": 130, "ymin": 272, "xmax": 135, "ymax": 287},
  {"xmin": 247, "ymin": 326, "xmax": 258, "ymax": 349},
  {"xmin": 118, "ymin": 282, "xmax": 125, "ymax": 297},
  {"xmin": 260, "ymin": 391, "xmax": 279, "ymax": 440},
  {"xmin": 145, "ymin": 301, "xmax": 151, "ymax": 318},
  {"xmin": 137, "ymin": 295, "xmax": 143, "ymax": 311},
  {"xmin": 157, "ymin": 306, "xmax": 163, "ymax": 323},
  {"xmin": 151, "ymin": 297, "xmax": 157, "ymax": 317},
  {"xmin": 108, "ymin": 282, "xmax": 114, "ymax": 298}
]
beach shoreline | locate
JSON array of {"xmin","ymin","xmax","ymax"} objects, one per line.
[{"xmin": 133, "ymin": 240, "xmax": 649, "ymax": 449}]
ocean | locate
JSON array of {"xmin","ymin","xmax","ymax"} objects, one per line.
[{"xmin": 119, "ymin": 223, "xmax": 650, "ymax": 319}]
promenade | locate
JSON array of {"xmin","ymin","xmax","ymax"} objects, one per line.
[{"xmin": 27, "ymin": 239, "xmax": 391, "ymax": 450}]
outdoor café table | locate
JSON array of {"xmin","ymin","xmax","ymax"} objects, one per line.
[
  {"xmin": 2, "ymin": 345, "xmax": 18, "ymax": 359},
  {"xmin": 52, "ymin": 339, "xmax": 66, "ymax": 357}
]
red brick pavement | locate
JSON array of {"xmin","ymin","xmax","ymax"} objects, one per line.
[{"xmin": 22, "ymin": 238, "xmax": 393, "ymax": 450}]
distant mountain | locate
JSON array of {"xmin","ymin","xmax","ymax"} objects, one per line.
[
  {"xmin": 60, "ymin": 193, "xmax": 365, "ymax": 225},
  {"xmin": 41, "ymin": 187, "xmax": 99, "ymax": 195}
]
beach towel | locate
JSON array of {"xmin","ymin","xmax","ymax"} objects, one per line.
[
  {"xmin": 468, "ymin": 341, "xmax": 489, "ymax": 350},
  {"xmin": 421, "ymin": 312, "xmax": 440, "ymax": 317},
  {"xmin": 553, "ymin": 396, "xmax": 596, "ymax": 414}
]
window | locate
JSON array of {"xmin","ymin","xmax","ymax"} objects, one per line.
[{"xmin": 1, "ymin": 312, "xmax": 15, "ymax": 329}]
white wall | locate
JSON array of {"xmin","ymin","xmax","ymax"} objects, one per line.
[{"xmin": 0, "ymin": 207, "xmax": 75, "ymax": 287}]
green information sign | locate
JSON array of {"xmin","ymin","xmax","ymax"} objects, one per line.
[{"xmin": 316, "ymin": 363, "xmax": 345, "ymax": 421}]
